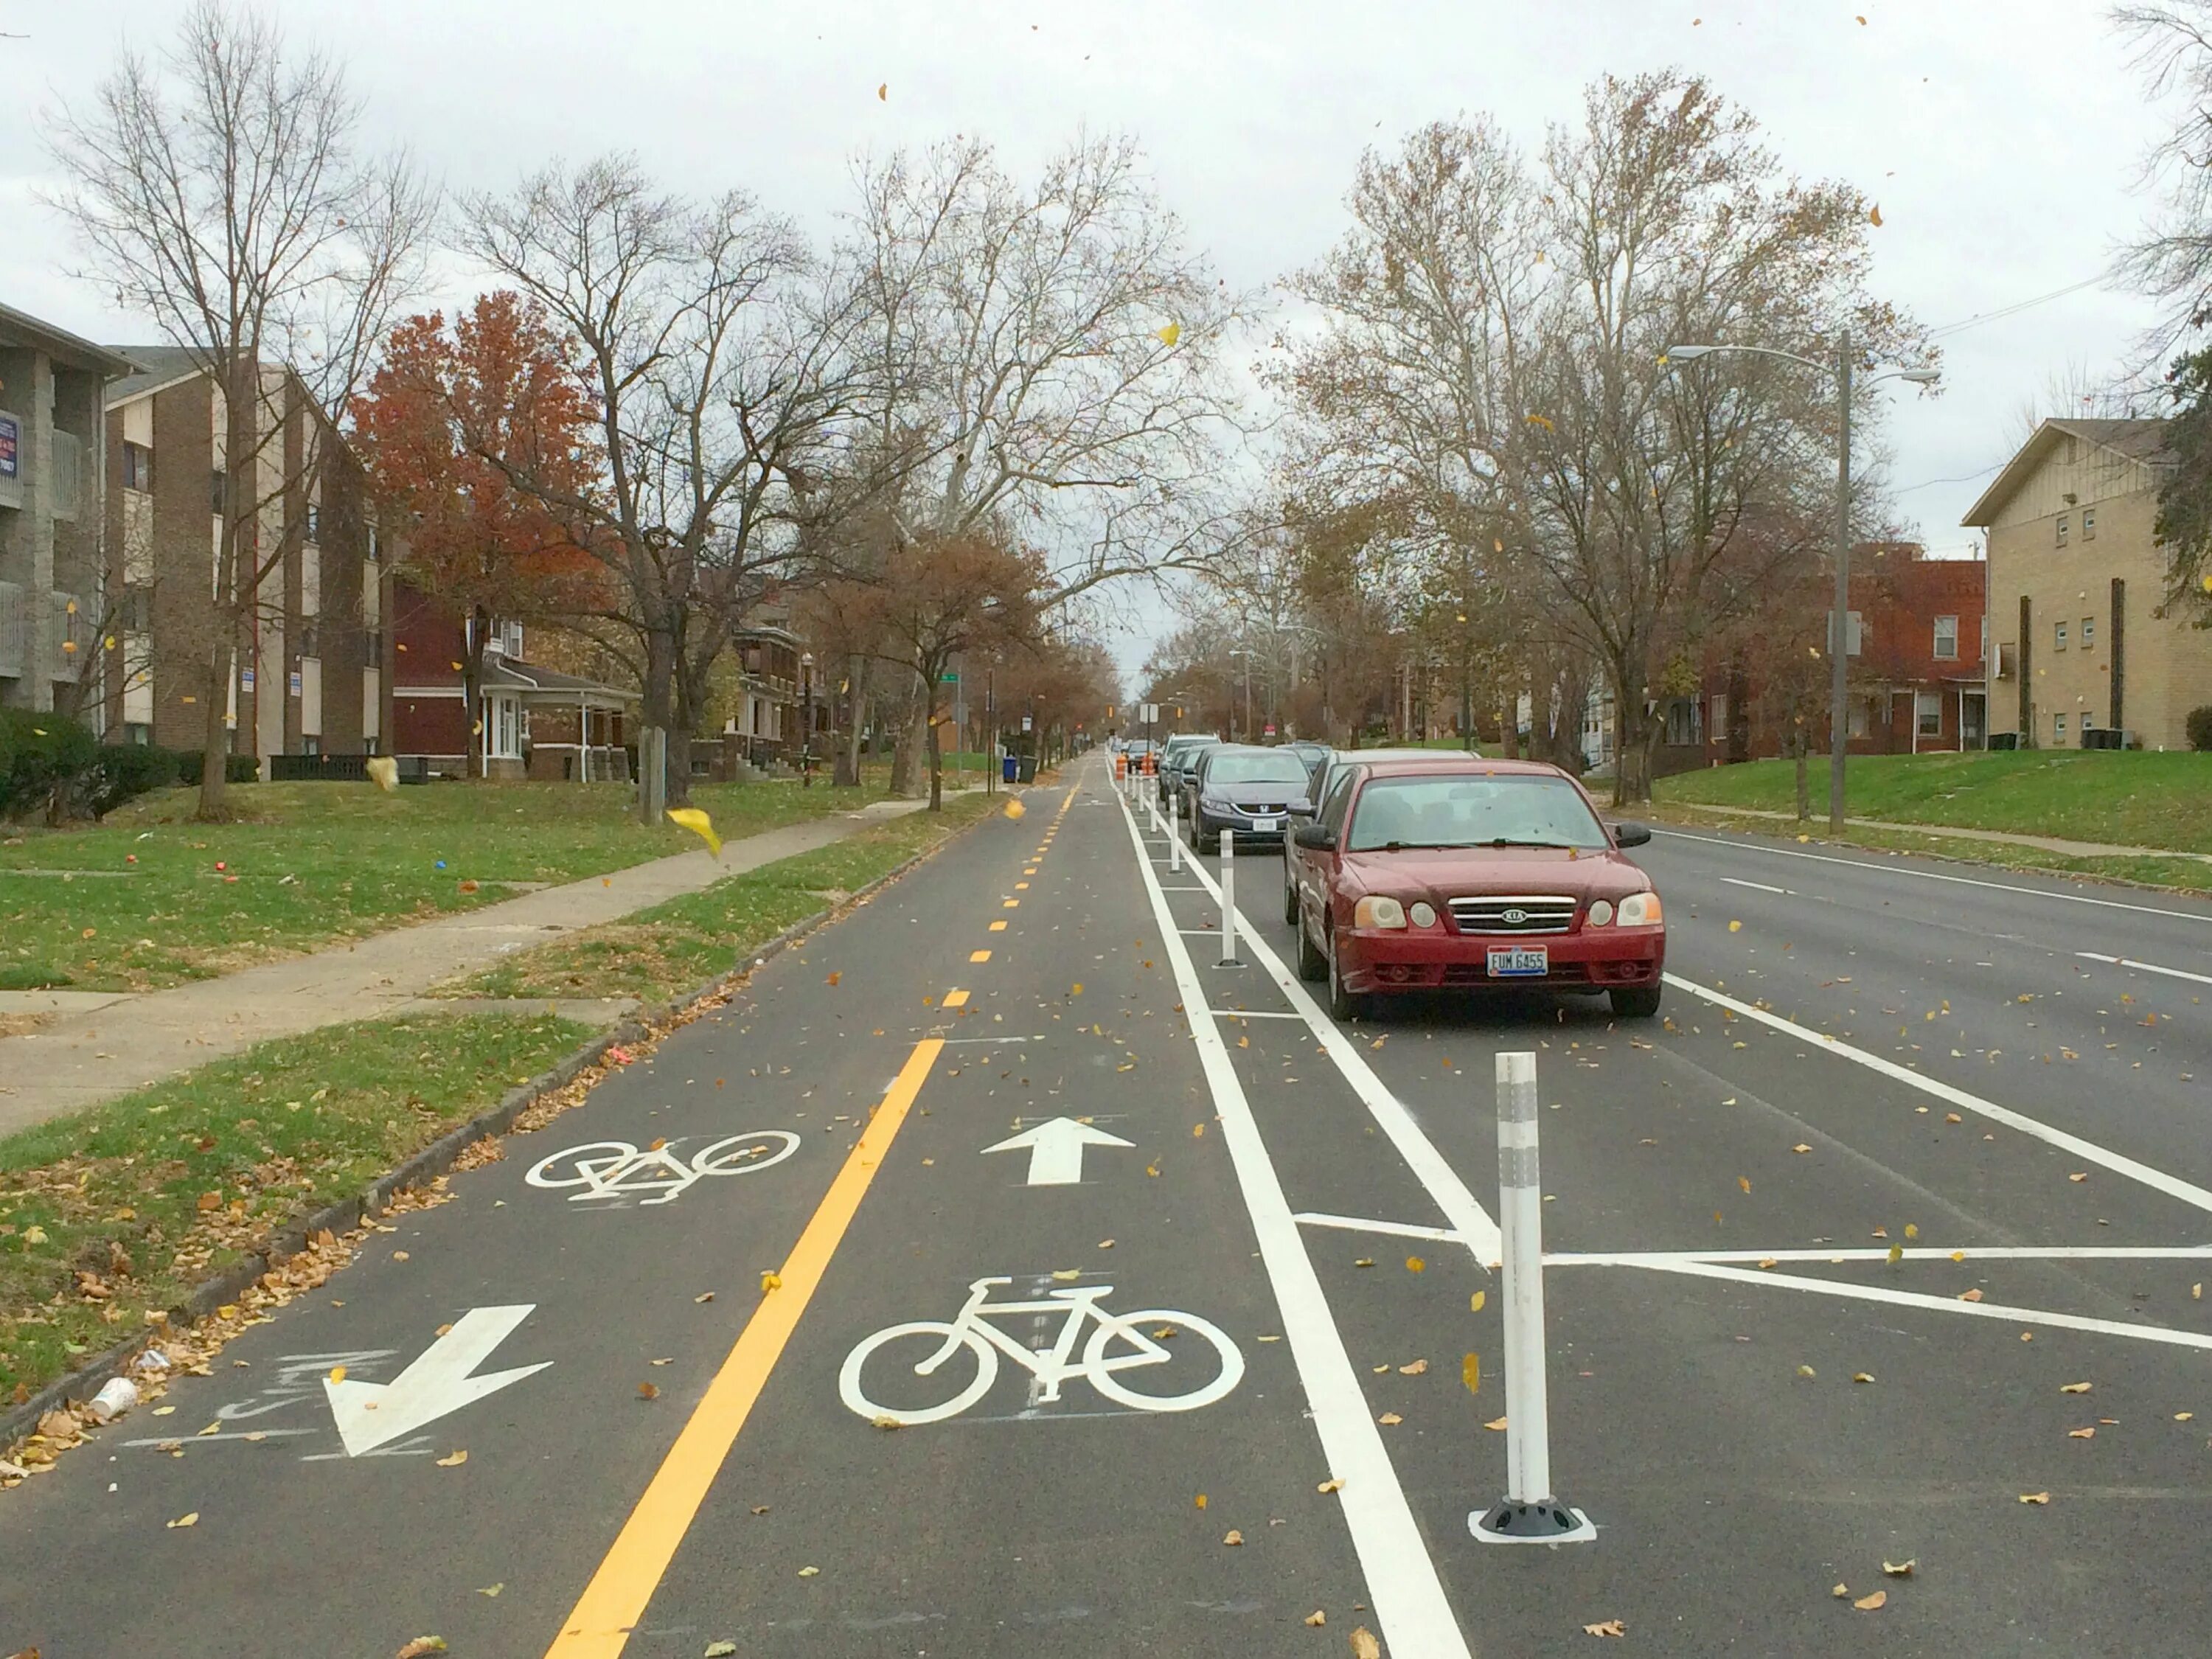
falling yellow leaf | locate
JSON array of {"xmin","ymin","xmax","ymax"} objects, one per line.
[
  {"xmin": 1470, "ymin": 1290, "xmax": 1486, "ymax": 1313},
  {"xmin": 1854, "ymin": 1590, "xmax": 1887, "ymax": 1611},
  {"xmin": 1903, "ymin": 1224, "xmax": 1919, "ymax": 1239},
  {"xmin": 1195, "ymin": 1492, "xmax": 1208, "ymax": 1509},
  {"xmin": 1238, "ymin": 1035, "xmax": 1250, "ymax": 1048},
  {"xmin": 1004, "ymin": 798, "xmax": 1026, "ymax": 819},
  {"xmin": 876, "ymin": 83, "xmax": 887, "ymax": 100},
  {"xmin": 1886, "ymin": 1245, "xmax": 1904, "ymax": 1265},
  {"xmin": 1868, "ymin": 204, "xmax": 1884, "ymax": 227},
  {"xmin": 328, "ymin": 1366, "xmax": 347, "ymax": 1383},
  {"xmin": 1071, "ymin": 982, "xmax": 1083, "ymax": 995},
  {"xmin": 167, "ymin": 1512, "xmax": 199, "ymax": 1528},
  {"xmin": 1406, "ymin": 1256, "xmax": 1425, "ymax": 1273},
  {"xmin": 436, "ymin": 1450, "xmax": 468, "ymax": 1467},
  {"xmin": 1193, "ymin": 1124, "xmax": 1205, "ymax": 1138},
  {"xmin": 1155, "ymin": 321, "xmax": 1182, "ymax": 347},
  {"xmin": 366, "ymin": 755, "xmax": 399, "ymax": 792},
  {"xmin": 638, "ymin": 1382, "xmax": 661, "ymax": 1401},
  {"xmin": 1738, "ymin": 1176, "xmax": 1751, "ymax": 1194},
  {"xmin": 1728, "ymin": 919, "xmax": 1742, "ymax": 932},
  {"xmin": 1463, "ymin": 1353, "xmax": 1481, "ymax": 1393}
]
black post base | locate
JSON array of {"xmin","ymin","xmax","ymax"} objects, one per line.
[{"xmin": 1470, "ymin": 1498, "xmax": 1596, "ymax": 1545}]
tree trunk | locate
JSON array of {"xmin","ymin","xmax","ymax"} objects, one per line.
[
  {"xmin": 835, "ymin": 654, "xmax": 866, "ymax": 788},
  {"xmin": 1609, "ymin": 654, "xmax": 1655, "ymax": 808},
  {"xmin": 195, "ymin": 625, "xmax": 234, "ymax": 820},
  {"xmin": 1793, "ymin": 720, "xmax": 1811, "ymax": 821},
  {"xmin": 926, "ymin": 689, "xmax": 944, "ymax": 812},
  {"xmin": 640, "ymin": 624, "xmax": 679, "ymax": 822},
  {"xmin": 465, "ymin": 603, "xmax": 490, "ymax": 782}
]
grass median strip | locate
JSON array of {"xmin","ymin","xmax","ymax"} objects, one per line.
[
  {"xmin": 445, "ymin": 792, "xmax": 998, "ymax": 1005},
  {"xmin": 0, "ymin": 1010, "xmax": 590, "ymax": 1407},
  {"xmin": 0, "ymin": 777, "xmax": 890, "ymax": 993}
]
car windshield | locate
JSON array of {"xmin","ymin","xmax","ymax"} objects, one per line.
[
  {"xmin": 1346, "ymin": 774, "xmax": 1610, "ymax": 852},
  {"xmin": 1203, "ymin": 751, "xmax": 1311, "ymax": 787}
]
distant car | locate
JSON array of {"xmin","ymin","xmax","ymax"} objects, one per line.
[
  {"xmin": 1284, "ymin": 754, "xmax": 1663, "ymax": 1022},
  {"xmin": 1181, "ymin": 744, "xmax": 1315, "ymax": 852},
  {"xmin": 1156, "ymin": 734, "xmax": 1222, "ymax": 805}
]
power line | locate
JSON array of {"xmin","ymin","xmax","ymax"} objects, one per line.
[{"xmin": 1926, "ymin": 275, "xmax": 2107, "ymax": 340}]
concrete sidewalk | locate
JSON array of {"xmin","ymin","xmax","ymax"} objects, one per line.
[
  {"xmin": 0, "ymin": 793, "xmax": 956, "ymax": 1135},
  {"xmin": 1665, "ymin": 799, "xmax": 2212, "ymax": 863}
]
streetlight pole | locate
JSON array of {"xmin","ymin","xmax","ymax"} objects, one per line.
[
  {"xmin": 800, "ymin": 650, "xmax": 815, "ymax": 788},
  {"xmin": 1662, "ymin": 337, "xmax": 1936, "ymax": 837}
]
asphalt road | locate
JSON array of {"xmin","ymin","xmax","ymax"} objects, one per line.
[{"xmin": 4, "ymin": 758, "xmax": 2211, "ymax": 1656}]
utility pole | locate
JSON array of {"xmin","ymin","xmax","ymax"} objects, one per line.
[{"xmin": 1829, "ymin": 328, "xmax": 1852, "ymax": 838}]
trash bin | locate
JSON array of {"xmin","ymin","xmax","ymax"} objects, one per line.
[
  {"xmin": 1002, "ymin": 754, "xmax": 1019, "ymax": 783},
  {"xmin": 1018, "ymin": 755, "xmax": 1038, "ymax": 783}
]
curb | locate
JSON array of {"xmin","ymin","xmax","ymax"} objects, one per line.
[
  {"xmin": 1649, "ymin": 807, "xmax": 2212, "ymax": 902},
  {"xmin": 1, "ymin": 801, "xmax": 994, "ymax": 1455}
]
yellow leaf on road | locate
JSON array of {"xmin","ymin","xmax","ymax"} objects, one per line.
[
  {"xmin": 1352, "ymin": 1629, "xmax": 1382, "ymax": 1659},
  {"xmin": 1853, "ymin": 1590, "xmax": 1886, "ymax": 1611},
  {"xmin": 1484, "ymin": 1416, "xmax": 1509, "ymax": 1430},
  {"xmin": 1318, "ymin": 1478, "xmax": 1345, "ymax": 1493},
  {"xmin": 2069, "ymin": 1426, "xmax": 2096, "ymax": 1439},
  {"xmin": 395, "ymin": 1641, "xmax": 449, "ymax": 1658},
  {"xmin": 2020, "ymin": 1491, "xmax": 2051, "ymax": 1504},
  {"xmin": 1853, "ymin": 1372, "xmax": 1877, "ymax": 1384},
  {"xmin": 1305, "ymin": 1610, "xmax": 1327, "ymax": 1627},
  {"xmin": 1399, "ymin": 1359, "xmax": 1428, "ymax": 1375},
  {"xmin": 1798, "ymin": 1365, "xmax": 1818, "ymax": 1378},
  {"xmin": 436, "ymin": 1450, "xmax": 467, "ymax": 1467},
  {"xmin": 1958, "ymin": 1288, "xmax": 1983, "ymax": 1302},
  {"xmin": 1222, "ymin": 1528, "xmax": 1244, "ymax": 1545},
  {"xmin": 1470, "ymin": 1290, "xmax": 1486, "ymax": 1312},
  {"xmin": 1883, "ymin": 1559, "xmax": 1916, "ymax": 1576},
  {"xmin": 1378, "ymin": 1412, "xmax": 1402, "ymax": 1425},
  {"xmin": 1195, "ymin": 1492, "xmax": 1208, "ymax": 1509},
  {"xmin": 1584, "ymin": 1619, "xmax": 1627, "ymax": 1637},
  {"xmin": 167, "ymin": 1512, "xmax": 198, "ymax": 1528},
  {"xmin": 1738, "ymin": 1176, "xmax": 1751, "ymax": 1193},
  {"xmin": 2061, "ymin": 1381, "xmax": 2093, "ymax": 1394},
  {"xmin": 760, "ymin": 1272, "xmax": 783, "ymax": 1293},
  {"xmin": 1406, "ymin": 1256, "xmax": 1425, "ymax": 1273}
]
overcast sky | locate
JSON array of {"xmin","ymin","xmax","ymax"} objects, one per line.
[{"xmin": 0, "ymin": 1, "xmax": 2180, "ymax": 678}]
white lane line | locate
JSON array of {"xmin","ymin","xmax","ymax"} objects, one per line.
[
  {"xmin": 1117, "ymin": 796, "xmax": 1474, "ymax": 1658},
  {"xmin": 1620, "ymin": 1257, "xmax": 2212, "ymax": 1354},
  {"xmin": 1663, "ymin": 971, "xmax": 2212, "ymax": 1217},
  {"xmin": 1211, "ymin": 1009, "xmax": 1308, "ymax": 1020},
  {"xmin": 1559, "ymin": 1245, "xmax": 2212, "ymax": 1265},
  {"xmin": 1655, "ymin": 827, "xmax": 2212, "ymax": 925},
  {"xmin": 1295, "ymin": 1211, "xmax": 1469, "ymax": 1246},
  {"xmin": 2077, "ymin": 950, "xmax": 2212, "ymax": 987},
  {"xmin": 1720, "ymin": 877, "xmax": 1791, "ymax": 895},
  {"xmin": 1160, "ymin": 832, "xmax": 1504, "ymax": 1266}
]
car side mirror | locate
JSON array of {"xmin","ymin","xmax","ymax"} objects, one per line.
[
  {"xmin": 1287, "ymin": 802, "xmax": 1316, "ymax": 818},
  {"xmin": 1610, "ymin": 821, "xmax": 1652, "ymax": 848},
  {"xmin": 1293, "ymin": 822, "xmax": 1336, "ymax": 851}
]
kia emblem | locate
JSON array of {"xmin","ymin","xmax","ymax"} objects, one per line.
[{"xmin": 1502, "ymin": 907, "xmax": 1528, "ymax": 925}]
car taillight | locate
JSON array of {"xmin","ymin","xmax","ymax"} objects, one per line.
[{"xmin": 1354, "ymin": 895, "xmax": 1408, "ymax": 929}]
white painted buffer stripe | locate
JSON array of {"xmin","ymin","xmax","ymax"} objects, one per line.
[{"xmin": 2077, "ymin": 950, "xmax": 2212, "ymax": 988}]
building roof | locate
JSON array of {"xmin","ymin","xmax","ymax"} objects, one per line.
[
  {"xmin": 484, "ymin": 657, "xmax": 638, "ymax": 705},
  {"xmin": 1961, "ymin": 418, "xmax": 2174, "ymax": 528},
  {"xmin": 105, "ymin": 345, "xmax": 213, "ymax": 407},
  {"xmin": 0, "ymin": 300, "xmax": 138, "ymax": 379}
]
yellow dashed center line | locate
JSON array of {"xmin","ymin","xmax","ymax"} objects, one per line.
[
  {"xmin": 990, "ymin": 920, "xmax": 1007, "ymax": 932},
  {"xmin": 970, "ymin": 949, "xmax": 992, "ymax": 962},
  {"xmin": 1002, "ymin": 899, "xmax": 1020, "ymax": 908},
  {"xmin": 942, "ymin": 988, "xmax": 970, "ymax": 1009}
]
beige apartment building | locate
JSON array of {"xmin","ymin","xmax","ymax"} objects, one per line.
[{"xmin": 1964, "ymin": 417, "xmax": 2212, "ymax": 751}]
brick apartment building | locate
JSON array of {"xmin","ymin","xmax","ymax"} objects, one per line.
[
  {"xmin": 0, "ymin": 302, "xmax": 133, "ymax": 718},
  {"xmin": 100, "ymin": 347, "xmax": 389, "ymax": 762},
  {"xmin": 1643, "ymin": 543, "xmax": 1987, "ymax": 776}
]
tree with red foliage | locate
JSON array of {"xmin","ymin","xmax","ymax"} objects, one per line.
[{"xmin": 353, "ymin": 293, "xmax": 601, "ymax": 778}]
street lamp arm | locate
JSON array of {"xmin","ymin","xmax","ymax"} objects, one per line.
[{"xmin": 1662, "ymin": 342, "xmax": 1826, "ymax": 374}]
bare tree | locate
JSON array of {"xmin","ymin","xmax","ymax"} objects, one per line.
[
  {"xmin": 2114, "ymin": 2, "xmax": 2212, "ymax": 351},
  {"xmin": 44, "ymin": 1, "xmax": 435, "ymax": 818},
  {"xmin": 458, "ymin": 155, "xmax": 866, "ymax": 812}
]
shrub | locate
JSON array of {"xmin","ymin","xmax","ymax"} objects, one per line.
[
  {"xmin": 2189, "ymin": 705, "xmax": 2212, "ymax": 753},
  {"xmin": 81, "ymin": 742, "xmax": 180, "ymax": 818},
  {"xmin": 0, "ymin": 710, "xmax": 100, "ymax": 821},
  {"xmin": 171, "ymin": 748, "xmax": 260, "ymax": 787}
]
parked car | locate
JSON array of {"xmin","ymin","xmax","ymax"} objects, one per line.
[
  {"xmin": 1156, "ymin": 734, "xmax": 1222, "ymax": 806},
  {"xmin": 1284, "ymin": 754, "xmax": 1663, "ymax": 1021},
  {"xmin": 1181, "ymin": 744, "xmax": 1315, "ymax": 852},
  {"xmin": 1280, "ymin": 747, "xmax": 1440, "ymax": 923}
]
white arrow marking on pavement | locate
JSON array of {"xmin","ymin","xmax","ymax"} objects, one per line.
[
  {"xmin": 321, "ymin": 1305, "xmax": 550, "ymax": 1456},
  {"xmin": 982, "ymin": 1117, "xmax": 1134, "ymax": 1186}
]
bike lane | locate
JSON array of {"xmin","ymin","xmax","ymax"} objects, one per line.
[
  {"xmin": 599, "ymin": 770, "xmax": 1409, "ymax": 1656},
  {"xmin": 0, "ymin": 791, "xmax": 1099, "ymax": 1657}
]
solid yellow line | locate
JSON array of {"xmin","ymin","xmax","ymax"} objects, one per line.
[{"xmin": 543, "ymin": 1038, "xmax": 944, "ymax": 1658}]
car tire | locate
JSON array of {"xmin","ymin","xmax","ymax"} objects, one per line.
[
  {"xmin": 1326, "ymin": 927, "xmax": 1366, "ymax": 1022},
  {"xmin": 1295, "ymin": 901, "xmax": 1326, "ymax": 982},
  {"xmin": 1610, "ymin": 982, "xmax": 1663, "ymax": 1020},
  {"xmin": 1281, "ymin": 878, "xmax": 1299, "ymax": 926}
]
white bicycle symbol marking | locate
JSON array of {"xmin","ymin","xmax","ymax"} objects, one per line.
[
  {"xmin": 839, "ymin": 1276, "xmax": 1245, "ymax": 1425},
  {"xmin": 524, "ymin": 1132, "xmax": 799, "ymax": 1206}
]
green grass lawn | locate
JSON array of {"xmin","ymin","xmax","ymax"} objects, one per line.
[
  {"xmin": 450, "ymin": 790, "xmax": 998, "ymax": 1005},
  {"xmin": 1656, "ymin": 751, "xmax": 2212, "ymax": 854},
  {"xmin": 0, "ymin": 776, "xmax": 891, "ymax": 992},
  {"xmin": 0, "ymin": 1011, "xmax": 589, "ymax": 1405}
]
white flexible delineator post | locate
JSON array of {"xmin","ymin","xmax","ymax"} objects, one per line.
[
  {"xmin": 1169, "ymin": 792, "xmax": 1182, "ymax": 872},
  {"xmin": 1471, "ymin": 1051, "xmax": 1594, "ymax": 1545},
  {"xmin": 1218, "ymin": 827, "xmax": 1239, "ymax": 967}
]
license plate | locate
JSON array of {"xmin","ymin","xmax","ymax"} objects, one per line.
[
  {"xmin": 1251, "ymin": 815, "xmax": 1281, "ymax": 832},
  {"xmin": 1487, "ymin": 947, "xmax": 1548, "ymax": 978}
]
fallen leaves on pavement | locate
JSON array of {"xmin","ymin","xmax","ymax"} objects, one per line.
[
  {"xmin": 1584, "ymin": 1618, "xmax": 1627, "ymax": 1636},
  {"xmin": 1352, "ymin": 1630, "xmax": 1382, "ymax": 1659},
  {"xmin": 435, "ymin": 1450, "xmax": 468, "ymax": 1467},
  {"xmin": 394, "ymin": 1642, "xmax": 448, "ymax": 1659},
  {"xmin": 1852, "ymin": 1590, "xmax": 1887, "ymax": 1611},
  {"xmin": 1883, "ymin": 1559, "xmax": 1916, "ymax": 1576},
  {"xmin": 1222, "ymin": 1529, "xmax": 1244, "ymax": 1545},
  {"xmin": 2020, "ymin": 1491, "xmax": 2051, "ymax": 1504},
  {"xmin": 2061, "ymin": 1381, "xmax": 2093, "ymax": 1394},
  {"xmin": 167, "ymin": 1512, "xmax": 198, "ymax": 1528}
]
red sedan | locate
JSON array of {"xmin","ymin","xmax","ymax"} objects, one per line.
[{"xmin": 1286, "ymin": 756, "xmax": 1666, "ymax": 1020}]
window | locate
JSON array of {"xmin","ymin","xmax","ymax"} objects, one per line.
[
  {"xmin": 119, "ymin": 583, "xmax": 153, "ymax": 633},
  {"xmin": 2082, "ymin": 507, "xmax": 2097, "ymax": 541},
  {"xmin": 2054, "ymin": 620, "xmax": 2067, "ymax": 651},
  {"xmin": 209, "ymin": 468, "xmax": 226, "ymax": 517},
  {"xmin": 1710, "ymin": 692, "xmax": 1728, "ymax": 740},
  {"xmin": 1933, "ymin": 615, "xmax": 1958, "ymax": 660},
  {"xmin": 304, "ymin": 502, "xmax": 321, "ymax": 543},
  {"xmin": 122, "ymin": 441, "xmax": 154, "ymax": 493},
  {"xmin": 296, "ymin": 620, "xmax": 319, "ymax": 658},
  {"xmin": 1202, "ymin": 750, "xmax": 1311, "ymax": 787},
  {"xmin": 1346, "ymin": 775, "xmax": 1612, "ymax": 852},
  {"xmin": 1848, "ymin": 698, "xmax": 1870, "ymax": 738},
  {"xmin": 1663, "ymin": 697, "xmax": 1703, "ymax": 747},
  {"xmin": 2056, "ymin": 513, "xmax": 2070, "ymax": 546},
  {"xmin": 301, "ymin": 736, "xmax": 321, "ymax": 757},
  {"xmin": 2053, "ymin": 712, "xmax": 2068, "ymax": 743},
  {"xmin": 1319, "ymin": 772, "xmax": 1357, "ymax": 838},
  {"xmin": 2081, "ymin": 616, "xmax": 2096, "ymax": 649},
  {"xmin": 1826, "ymin": 610, "xmax": 1865, "ymax": 655},
  {"xmin": 1916, "ymin": 692, "xmax": 1942, "ymax": 737},
  {"xmin": 367, "ymin": 526, "xmax": 382, "ymax": 563}
]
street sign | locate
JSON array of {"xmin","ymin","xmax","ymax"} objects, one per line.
[
  {"xmin": 321, "ymin": 1304, "xmax": 549, "ymax": 1456},
  {"xmin": 940, "ymin": 671, "xmax": 959, "ymax": 684},
  {"xmin": 982, "ymin": 1116, "xmax": 1133, "ymax": 1185},
  {"xmin": 1141, "ymin": 702, "xmax": 1159, "ymax": 723},
  {"xmin": 1021, "ymin": 714, "xmax": 1033, "ymax": 732},
  {"xmin": 1264, "ymin": 723, "xmax": 1276, "ymax": 737}
]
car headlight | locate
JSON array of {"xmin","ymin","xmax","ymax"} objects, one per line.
[
  {"xmin": 1408, "ymin": 901, "xmax": 1437, "ymax": 928},
  {"xmin": 1585, "ymin": 899, "xmax": 1614, "ymax": 928},
  {"xmin": 1617, "ymin": 891, "xmax": 1662, "ymax": 926},
  {"xmin": 1354, "ymin": 895, "xmax": 1408, "ymax": 929}
]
